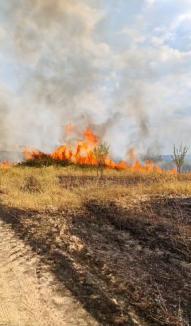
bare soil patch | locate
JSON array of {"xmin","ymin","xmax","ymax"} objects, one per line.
[{"xmin": 0, "ymin": 220, "xmax": 96, "ymax": 326}]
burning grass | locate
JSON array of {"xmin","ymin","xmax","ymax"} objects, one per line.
[
  {"xmin": 22, "ymin": 126, "xmax": 177, "ymax": 175},
  {"xmin": 0, "ymin": 165, "xmax": 190, "ymax": 325}
]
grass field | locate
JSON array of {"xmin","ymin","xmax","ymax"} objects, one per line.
[{"xmin": 0, "ymin": 165, "xmax": 190, "ymax": 325}]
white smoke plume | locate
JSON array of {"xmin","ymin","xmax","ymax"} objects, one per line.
[{"xmin": 0, "ymin": 0, "xmax": 191, "ymax": 160}]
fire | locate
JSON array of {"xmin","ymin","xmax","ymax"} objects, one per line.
[
  {"xmin": 0, "ymin": 161, "xmax": 12, "ymax": 170},
  {"xmin": 23, "ymin": 148, "xmax": 48, "ymax": 161},
  {"xmin": 23, "ymin": 126, "xmax": 177, "ymax": 174},
  {"xmin": 83, "ymin": 128, "xmax": 99, "ymax": 145}
]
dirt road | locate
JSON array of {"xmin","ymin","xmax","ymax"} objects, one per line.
[{"xmin": 0, "ymin": 220, "xmax": 98, "ymax": 326}]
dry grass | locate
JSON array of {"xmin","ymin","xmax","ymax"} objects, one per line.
[
  {"xmin": 0, "ymin": 165, "xmax": 190, "ymax": 325},
  {"xmin": 0, "ymin": 166, "xmax": 80, "ymax": 210},
  {"xmin": 1, "ymin": 165, "xmax": 191, "ymax": 210}
]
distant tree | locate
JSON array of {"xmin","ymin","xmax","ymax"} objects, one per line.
[
  {"xmin": 93, "ymin": 143, "xmax": 110, "ymax": 177},
  {"xmin": 172, "ymin": 144, "xmax": 189, "ymax": 173}
]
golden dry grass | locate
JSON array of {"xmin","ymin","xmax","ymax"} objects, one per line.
[
  {"xmin": 0, "ymin": 165, "xmax": 191, "ymax": 211},
  {"xmin": 0, "ymin": 166, "xmax": 80, "ymax": 210}
]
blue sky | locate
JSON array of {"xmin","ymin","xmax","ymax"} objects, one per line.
[{"xmin": 0, "ymin": 0, "xmax": 191, "ymax": 158}]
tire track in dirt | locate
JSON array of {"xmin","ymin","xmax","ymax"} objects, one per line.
[{"xmin": 0, "ymin": 220, "xmax": 98, "ymax": 326}]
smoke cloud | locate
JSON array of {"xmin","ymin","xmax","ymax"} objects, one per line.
[{"xmin": 0, "ymin": 0, "xmax": 191, "ymax": 160}]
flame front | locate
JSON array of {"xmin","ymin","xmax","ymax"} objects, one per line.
[
  {"xmin": 0, "ymin": 161, "xmax": 12, "ymax": 170},
  {"xmin": 23, "ymin": 126, "xmax": 177, "ymax": 174}
]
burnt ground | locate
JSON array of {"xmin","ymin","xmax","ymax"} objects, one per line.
[{"xmin": 0, "ymin": 180, "xmax": 190, "ymax": 325}]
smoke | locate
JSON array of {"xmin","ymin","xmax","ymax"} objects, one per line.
[
  {"xmin": 0, "ymin": 0, "xmax": 107, "ymax": 155},
  {"xmin": 0, "ymin": 0, "xmax": 190, "ymax": 161}
]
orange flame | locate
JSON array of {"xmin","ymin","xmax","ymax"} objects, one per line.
[
  {"xmin": 83, "ymin": 128, "xmax": 99, "ymax": 145},
  {"xmin": 0, "ymin": 161, "xmax": 12, "ymax": 170},
  {"xmin": 23, "ymin": 126, "xmax": 177, "ymax": 174}
]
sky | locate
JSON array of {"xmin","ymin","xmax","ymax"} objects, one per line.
[{"xmin": 0, "ymin": 0, "xmax": 191, "ymax": 159}]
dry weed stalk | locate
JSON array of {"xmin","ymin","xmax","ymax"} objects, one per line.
[{"xmin": 172, "ymin": 145, "xmax": 189, "ymax": 173}]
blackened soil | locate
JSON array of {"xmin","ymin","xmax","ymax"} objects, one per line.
[{"xmin": 0, "ymin": 196, "xmax": 190, "ymax": 325}]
